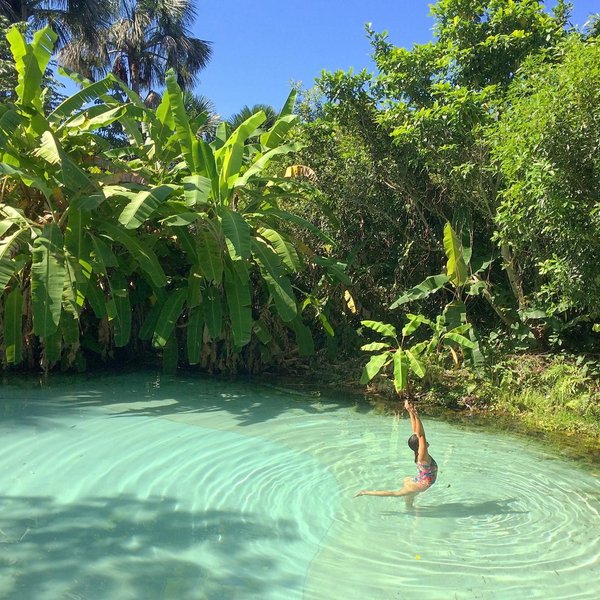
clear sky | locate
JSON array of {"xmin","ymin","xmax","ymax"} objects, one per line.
[{"xmin": 194, "ymin": 0, "xmax": 599, "ymax": 120}]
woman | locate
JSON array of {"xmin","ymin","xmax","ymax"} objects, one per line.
[{"xmin": 355, "ymin": 399, "xmax": 438, "ymax": 507}]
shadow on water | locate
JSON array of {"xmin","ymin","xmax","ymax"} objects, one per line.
[
  {"xmin": 0, "ymin": 494, "xmax": 299, "ymax": 600},
  {"xmin": 0, "ymin": 370, "xmax": 366, "ymax": 429},
  {"xmin": 381, "ymin": 498, "xmax": 528, "ymax": 519}
]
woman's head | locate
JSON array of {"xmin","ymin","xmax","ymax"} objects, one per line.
[{"xmin": 407, "ymin": 434, "xmax": 419, "ymax": 461}]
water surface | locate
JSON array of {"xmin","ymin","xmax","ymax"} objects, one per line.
[{"xmin": 0, "ymin": 373, "xmax": 598, "ymax": 599}]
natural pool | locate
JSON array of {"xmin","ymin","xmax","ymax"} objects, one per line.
[{"xmin": 0, "ymin": 372, "xmax": 598, "ymax": 600}]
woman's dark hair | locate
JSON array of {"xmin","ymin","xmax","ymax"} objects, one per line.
[{"xmin": 408, "ymin": 434, "xmax": 419, "ymax": 462}]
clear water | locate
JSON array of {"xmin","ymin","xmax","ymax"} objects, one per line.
[{"xmin": 0, "ymin": 373, "xmax": 598, "ymax": 600}]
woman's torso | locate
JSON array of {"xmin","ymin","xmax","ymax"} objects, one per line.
[{"xmin": 414, "ymin": 456, "xmax": 438, "ymax": 487}]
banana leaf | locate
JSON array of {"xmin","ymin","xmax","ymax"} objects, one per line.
[
  {"xmin": 118, "ymin": 184, "xmax": 177, "ymax": 229},
  {"xmin": 152, "ymin": 287, "xmax": 188, "ymax": 348},
  {"xmin": 197, "ymin": 228, "xmax": 223, "ymax": 283},
  {"xmin": 100, "ymin": 221, "xmax": 167, "ymax": 288},
  {"xmin": 31, "ymin": 223, "xmax": 65, "ymax": 337},
  {"xmin": 224, "ymin": 262, "xmax": 252, "ymax": 348},
  {"xmin": 251, "ymin": 239, "xmax": 297, "ymax": 322},
  {"xmin": 7, "ymin": 26, "xmax": 56, "ymax": 109},
  {"xmin": 186, "ymin": 305, "xmax": 205, "ymax": 365},
  {"xmin": 443, "ymin": 222, "xmax": 468, "ymax": 287},
  {"xmin": 218, "ymin": 207, "xmax": 251, "ymax": 260},
  {"xmin": 258, "ymin": 228, "xmax": 301, "ymax": 272},
  {"xmin": 203, "ymin": 286, "xmax": 223, "ymax": 339},
  {"xmin": 106, "ymin": 271, "xmax": 131, "ymax": 347},
  {"xmin": 4, "ymin": 287, "xmax": 23, "ymax": 364}
]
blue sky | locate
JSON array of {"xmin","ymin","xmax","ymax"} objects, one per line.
[{"xmin": 194, "ymin": 0, "xmax": 599, "ymax": 119}]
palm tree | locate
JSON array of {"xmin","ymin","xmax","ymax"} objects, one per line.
[
  {"xmin": 0, "ymin": 0, "xmax": 115, "ymax": 47},
  {"xmin": 228, "ymin": 104, "xmax": 278, "ymax": 131},
  {"xmin": 58, "ymin": 0, "xmax": 212, "ymax": 98}
]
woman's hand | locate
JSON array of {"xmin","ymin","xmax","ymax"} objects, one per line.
[
  {"xmin": 354, "ymin": 490, "xmax": 366, "ymax": 497},
  {"xmin": 404, "ymin": 399, "xmax": 415, "ymax": 413}
]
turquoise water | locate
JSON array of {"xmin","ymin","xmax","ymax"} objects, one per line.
[{"xmin": 0, "ymin": 373, "xmax": 598, "ymax": 600}]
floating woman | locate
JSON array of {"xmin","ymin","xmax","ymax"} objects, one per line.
[{"xmin": 355, "ymin": 399, "xmax": 438, "ymax": 507}]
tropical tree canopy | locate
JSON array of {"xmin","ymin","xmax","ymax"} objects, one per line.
[
  {"xmin": 0, "ymin": 0, "xmax": 114, "ymax": 46},
  {"xmin": 57, "ymin": 0, "xmax": 212, "ymax": 97}
]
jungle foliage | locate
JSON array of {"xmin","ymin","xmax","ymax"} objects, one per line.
[
  {"xmin": 0, "ymin": 26, "xmax": 345, "ymax": 372},
  {"xmin": 294, "ymin": 0, "xmax": 600, "ymax": 364}
]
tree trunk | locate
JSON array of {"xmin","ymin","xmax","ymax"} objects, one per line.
[{"xmin": 500, "ymin": 242, "xmax": 526, "ymax": 309}]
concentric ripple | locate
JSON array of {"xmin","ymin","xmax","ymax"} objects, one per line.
[{"xmin": 0, "ymin": 374, "xmax": 598, "ymax": 600}]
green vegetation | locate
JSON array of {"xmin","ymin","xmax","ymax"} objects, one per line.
[
  {"xmin": 0, "ymin": 1, "xmax": 599, "ymax": 441},
  {"xmin": 0, "ymin": 25, "xmax": 342, "ymax": 373}
]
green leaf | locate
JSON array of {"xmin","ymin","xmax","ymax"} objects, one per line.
[
  {"xmin": 118, "ymin": 184, "xmax": 177, "ymax": 229},
  {"xmin": 0, "ymin": 256, "xmax": 25, "ymax": 294},
  {"xmin": 175, "ymin": 227, "xmax": 199, "ymax": 263},
  {"xmin": 139, "ymin": 291, "xmax": 166, "ymax": 340},
  {"xmin": 252, "ymin": 238, "xmax": 297, "ymax": 322},
  {"xmin": 312, "ymin": 256, "xmax": 351, "ymax": 285},
  {"xmin": 409, "ymin": 340, "xmax": 429, "ymax": 357},
  {"xmin": 278, "ymin": 88, "xmax": 298, "ymax": 118},
  {"xmin": 187, "ymin": 267, "xmax": 203, "ymax": 308},
  {"xmin": 405, "ymin": 349, "xmax": 426, "ymax": 378},
  {"xmin": 361, "ymin": 341, "xmax": 389, "ymax": 352},
  {"xmin": 152, "ymin": 288, "xmax": 188, "ymax": 348},
  {"xmin": 224, "ymin": 262, "xmax": 252, "ymax": 348},
  {"xmin": 197, "ymin": 228, "xmax": 223, "ymax": 283},
  {"xmin": 258, "ymin": 228, "xmax": 301, "ymax": 272},
  {"xmin": 253, "ymin": 318, "xmax": 272, "ymax": 345},
  {"xmin": 289, "ymin": 314, "xmax": 315, "ymax": 356},
  {"xmin": 443, "ymin": 332, "xmax": 476, "ymax": 349},
  {"xmin": 218, "ymin": 207, "xmax": 252, "ymax": 260},
  {"xmin": 234, "ymin": 142, "xmax": 301, "ymax": 187},
  {"xmin": 359, "ymin": 352, "xmax": 390, "ymax": 384},
  {"xmin": 361, "ymin": 320, "xmax": 397, "ymax": 339},
  {"xmin": 393, "ymin": 350, "xmax": 409, "ymax": 391},
  {"xmin": 0, "ymin": 163, "xmax": 52, "ymax": 199},
  {"xmin": 89, "ymin": 234, "xmax": 118, "ymax": 273},
  {"xmin": 186, "ymin": 305, "xmax": 205, "ymax": 365},
  {"xmin": 162, "ymin": 332, "xmax": 179, "ymax": 374},
  {"xmin": 259, "ymin": 208, "xmax": 335, "ymax": 245},
  {"xmin": 183, "ymin": 175, "xmax": 211, "ymax": 206},
  {"xmin": 100, "ymin": 221, "xmax": 167, "ymax": 288},
  {"xmin": 203, "ymin": 286, "xmax": 223, "ymax": 339},
  {"xmin": 402, "ymin": 314, "xmax": 433, "ymax": 337},
  {"xmin": 33, "ymin": 131, "xmax": 96, "ymax": 193},
  {"xmin": 4, "ymin": 288, "xmax": 23, "ymax": 364},
  {"xmin": 390, "ymin": 274, "xmax": 449, "ymax": 309},
  {"xmin": 7, "ymin": 26, "xmax": 56, "ymax": 109},
  {"xmin": 259, "ymin": 115, "xmax": 298, "ymax": 150},
  {"xmin": 85, "ymin": 274, "xmax": 107, "ymax": 318},
  {"xmin": 31, "ymin": 223, "xmax": 65, "ymax": 337},
  {"xmin": 443, "ymin": 300, "xmax": 467, "ymax": 329},
  {"xmin": 49, "ymin": 77, "xmax": 127, "ymax": 123},
  {"xmin": 165, "ymin": 70, "xmax": 197, "ymax": 172},
  {"xmin": 217, "ymin": 111, "xmax": 267, "ymax": 197},
  {"xmin": 106, "ymin": 272, "xmax": 131, "ymax": 347},
  {"xmin": 443, "ymin": 222, "xmax": 468, "ymax": 287}
]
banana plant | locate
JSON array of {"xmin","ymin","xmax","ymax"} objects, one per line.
[
  {"xmin": 1, "ymin": 26, "xmax": 346, "ymax": 372},
  {"xmin": 0, "ymin": 26, "xmax": 168, "ymax": 368},
  {"xmin": 359, "ymin": 222, "xmax": 484, "ymax": 392},
  {"xmin": 118, "ymin": 71, "xmax": 346, "ymax": 367},
  {"xmin": 359, "ymin": 314, "xmax": 476, "ymax": 392}
]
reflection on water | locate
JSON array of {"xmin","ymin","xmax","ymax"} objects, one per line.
[{"xmin": 1, "ymin": 372, "xmax": 599, "ymax": 600}]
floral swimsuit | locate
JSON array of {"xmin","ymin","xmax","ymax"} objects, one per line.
[{"xmin": 413, "ymin": 457, "xmax": 438, "ymax": 489}]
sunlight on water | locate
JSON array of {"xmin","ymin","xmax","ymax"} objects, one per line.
[{"xmin": 0, "ymin": 373, "xmax": 598, "ymax": 600}]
